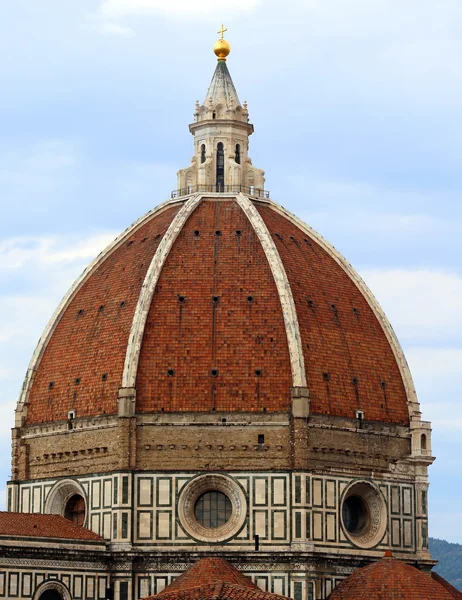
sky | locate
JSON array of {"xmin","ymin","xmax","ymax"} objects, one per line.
[{"xmin": 0, "ymin": 0, "xmax": 461, "ymax": 542}]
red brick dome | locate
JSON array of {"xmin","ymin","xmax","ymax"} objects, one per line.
[
  {"xmin": 18, "ymin": 195, "xmax": 414, "ymax": 426},
  {"xmin": 328, "ymin": 553, "xmax": 461, "ymax": 600}
]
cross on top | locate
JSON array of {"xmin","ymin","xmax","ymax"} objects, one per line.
[{"xmin": 217, "ymin": 24, "xmax": 227, "ymax": 39}]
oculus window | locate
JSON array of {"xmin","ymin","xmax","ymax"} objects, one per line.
[{"xmin": 194, "ymin": 491, "xmax": 232, "ymax": 528}]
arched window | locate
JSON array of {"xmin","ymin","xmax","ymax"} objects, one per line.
[
  {"xmin": 212, "ymin": 111, "xmax": 216, "ymax": 120},
  {"xmin": 235, "ymin": 144, "xmax": 241, "ymax": 164},
  {"xmin": 216, "ymin": 142, "xmax": 224, "ymax": 191},
  {"xmin": 200, "ymin": 144, "xmax": 206, "ymax": 164},
  {"xmin": 421, "ymin": 434, "xmax": 427, "ymax": 451},
  {"xmin": 64, "ymin": 494, "xmax": 85, "ymax": 527}
]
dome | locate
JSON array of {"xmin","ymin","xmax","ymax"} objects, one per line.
[
  {"xmin": 18, "ymin": 193, "xmax": 412, "ymax": 426},
  {"xmin": 327, "ymin": 552, "xmax": 461, "ymax": 599}
]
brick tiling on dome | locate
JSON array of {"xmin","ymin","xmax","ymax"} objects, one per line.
[
  {"xmin": 26, "ymin": 205, "xmax": 180, "ymax": 424},
  {"xmin": 257, "ymin": 205, "xmax": 409, "ymax": 425},
  {"xmin": 25, "ymin": 196, "xmax": 411, "ymax": 425},
  {"xmin": 327, "ymin": 552, "xmax": 462, "ymax": 600},
  {"xmin": 143, "ymin": 558, "xmax": 289, "ymax": 600},
  {"xmin": 137, "ymin": 200, "xmax": 292, "ymax": 412},
  {"xmin": 0, "ymin": 511, "xmax": 104, "ymax": 542}
]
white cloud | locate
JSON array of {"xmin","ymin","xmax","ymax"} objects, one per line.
[{"xmin": 0, "ymin": 233, "xmax": 115, "ymax": 271}]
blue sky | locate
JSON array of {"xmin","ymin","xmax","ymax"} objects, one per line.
[{"xmin": 0, "ymin": 1, "xmax": 461, "ymax": 542}]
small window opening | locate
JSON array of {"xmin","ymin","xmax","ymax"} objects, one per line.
[
  {"xmin": 323, "ymin": 373, "xmax": 330, "ymax": 382},
  {"xmin": 211, "ymin": 369, "xmax": 219, "ymax": 377},
  {"xmin": 307, "ymin": 299, "xmax": 315, "ymax": 308},
  {"xmin": 48, "ymin": 381, "xmax": 55, "ymax": 390},
  {"xmin": 421, "ymin": 434, "xmax": 427, "ymax": 451},
  {"xmin": 212, "ymin": 296, "xmax": 220, "ymax": 303},
  {"xmin": 194, "ymin": 230, "xmax": 200, "ymax": 237},
  {"xmin": 77, "ymin": 309, "xmax": 84, "ymax": 317},
  {"xmin": 215, "ymin": 230, "xmax": 222, "ymax": 236},
  {"xmin": 247, "ymin": 296, "xmax": 254, "ymax": 303},
  {"xmin": 254, "ymin": 369, "xmax": 262, "ymax": 376},
  {"xmin": 352, "ymin": 377, "xmax": 358, "ymax": 386},
  {"xmin": 200, "ymin": 144, "xmax": 206, "ymax": 163},
  {"xmin": 120, "ymin": 301, "xmax": 126, "ymax": 308},
  {"xmin": 64, "ymin": 494, "xmax": 85, "ymax": 527},
  {"xmin": 258, "ymin": 434, "xmax": 265, "ymax": 445},
  {"xmin": 98, "ymin": 305, "xmax": 105, "ymax": 312},
  {"xmin": 167, "ymin": 369, "xmax": 175, "ymax": 377},
  {"xmin": 235, "ymin": 144, "xmax": 241, "ymax": 164},
  {"xmin": 102, "ymin": 373, "xmax": 108, "ymax": 381},
  {"xmin": 236, "ymin": 230, "xmax": 242, "ymax": 236},
  {"xmin": 221, "ymin": 417, "xmax": 227, "ymax": 423},
  {"xmin": 178, "ymin": 296, "xmax": 186, "ymax": 303},
  {"xmin": 216, "ymin": 142, "xmax": 224, "ymax": 191},
  {"xmin": 380, "ymin": 380, "xmax": 387, "ymax": 389},
  {"xmin": 212, "ymin": 111, "xmax": 216, "ymax": 119},
  {"xmin": 254, "ymin": 534, "xmax": 260, "ymax": 551},
  {"xmin": 74, "ymin": 378, "xmax": 81, "ymax": 385}
]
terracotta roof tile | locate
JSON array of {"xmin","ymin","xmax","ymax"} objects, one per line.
[
  {"xmin": 145, "ymin": 582, "xmax": 288, "ymax": 600},
  {"xmin": 431, "ymin": 573, "xmax": 462, "ymax": 599},
  {"xmin": 0, "ymin": 512, "xmax": 104, "ymax": 542},
  {"xmin": 156, "ymin": 558, "xmax": 257, "ymax": 595},
  {"xmin": 328, "ymin": 553, "xmax": 456, "ymax": 599}
]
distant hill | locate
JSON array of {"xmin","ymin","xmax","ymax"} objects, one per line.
[{"xmin": 430, "ymin": 537, "xmax": 462, "ymax": 591}]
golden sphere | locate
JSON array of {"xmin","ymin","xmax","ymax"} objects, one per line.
[{"xmin": 214, "ymin": 38, "xmax": 231, "ymax": 61}]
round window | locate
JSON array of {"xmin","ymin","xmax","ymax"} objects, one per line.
[
  {"xmin": 177, "ymin": 474, "xmax": 247, "ymax": 543},
  {"xmin": 341, "ymin": 481, "xmax": 386, "ymax": 549},
  {"xmin": 194, "ymin": 491, "xmax": 232, "ymax": 528},
  {"xmin": 342, "ymin": 495, "xmax": 369, "ymax": 535}
]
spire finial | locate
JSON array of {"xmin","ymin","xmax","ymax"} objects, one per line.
[{"xmin": 214, "ymin": 24, "xmax": 231, "ymax": 61}]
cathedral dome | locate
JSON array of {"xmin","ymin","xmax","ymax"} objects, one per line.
[{"xmin": 17, "ymin": 193, "xmax": 413, "ymax": 426}]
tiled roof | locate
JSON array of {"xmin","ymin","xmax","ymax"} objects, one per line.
[
  {"xmin": 432, "ymin": 573, "xmax": 462, "ymax": 599},
  {"xmin": 25, "ymin": 196, "xmax": 410, "ymax": 423},
  {"xmin": 143, "ymin": 559, "xmax": 289, "ymax": 600},
  {"xmin": 148, "ymin": 582, "xmax": 288, "ymax": 600},
  {"xmin": 156, "ymin": 558, "xmax": 257, "ymax": 595},
  {"xmin": 328, "ymin": 552, "xmax": 458, "ymax": 599},
  {"xmin": 0, "ymin": 512, "xmax": 104, "ymax": 542}
]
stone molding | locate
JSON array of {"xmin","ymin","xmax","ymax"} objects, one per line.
[
  {"xmin": 264, "ymin": 198, "xmax": 421, "ymax": 421},
  {"xmin": 236, "ymin": 193, "xmax": 307, "ymax": 389},
  {"xmin": 32, "ymin": 580, "xmax": 72, "ymax": 600},
  {"xmin": 122, "ymin": 194, "xmax": 203, "ymax": 390},
  {"xmin": 177, "ymin": 473, "xmax": 247, "ymax": 543}
]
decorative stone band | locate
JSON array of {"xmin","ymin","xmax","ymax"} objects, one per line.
[
  {"xmin": 121, "ymin": 194, "xmax": 204, "ymax": 390},
  {"xmin": 236, "ymin": 193, "xmax": 307, "ymax": 389},
  {"xmin": 14, "ymin": 196, "xmax": 185, "ymax": 426},
  {"xmin": 177, "ymin": 473, "xmax": 247, "ymax": 543},
  {"xmin": 265, "ymin": 199, "xmax": 421, "ymax": 420}
]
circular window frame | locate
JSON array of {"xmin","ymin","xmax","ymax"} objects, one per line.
[
  {"xmin": 178, "ymin": 474, "xmax": 247, "ymax": 543},
  {"xmin": 44, "ymin": 479, "xmax": 87, "ymax": 526},
  {"xmin": 340, "ymin": 480, "xmax": 387, "ymax": 549}
]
